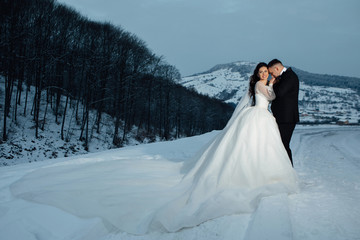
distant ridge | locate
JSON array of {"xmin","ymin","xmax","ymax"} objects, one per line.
[{"xmin": 180, "ymin": 61, "xmax": 360, "ymax": 124}]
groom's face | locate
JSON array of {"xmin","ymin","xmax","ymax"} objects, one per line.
[{"xmin": 269, "ymin": 66, "xmax": 280, "ymax": 78}]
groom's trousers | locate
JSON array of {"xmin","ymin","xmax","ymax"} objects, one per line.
[{"xmin": 277, "ymin": 123, "xmax": 296, "ymax": 167}]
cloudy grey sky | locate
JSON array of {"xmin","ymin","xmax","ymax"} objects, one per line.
[{"xmin": 58, "ymin": 0, "xmax": 360, "ymax": 78}]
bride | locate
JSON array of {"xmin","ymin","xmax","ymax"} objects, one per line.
[{"xmin": 11, "ymin": 62, "xmax": 298, "ymax": 234}]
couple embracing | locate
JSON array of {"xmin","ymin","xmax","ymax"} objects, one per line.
[{"xmin": 146, "ymin": 59, "xmax": 300, "ymax": 232}]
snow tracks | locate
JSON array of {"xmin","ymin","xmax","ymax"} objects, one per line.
[{"xmin": 244, "ymin": 193, "xmax": 293, "ymax": 240}]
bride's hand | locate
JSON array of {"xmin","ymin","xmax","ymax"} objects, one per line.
[{"xmin": 269, "ymin": 77, "xmax": 276, "ymax": 85}]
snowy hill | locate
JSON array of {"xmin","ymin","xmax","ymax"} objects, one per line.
[
  {"xmin": 180, "ymin": 61, "xmax": 360, "ymax": 124},
  {"xmin": 0, "ymin": 76, "xmax": 147, "ymax": 166},
  {"xmin": 1, "ymin": 125, "xmax": 360, "ymax": 240}
]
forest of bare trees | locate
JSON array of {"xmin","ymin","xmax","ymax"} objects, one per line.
[{"xmin": 0, "ymin": 0, "xmax": 233, "ymax": 148}]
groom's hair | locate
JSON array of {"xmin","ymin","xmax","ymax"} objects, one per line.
[{"xmin": 268, "ymin": 59, "xmax": 283, "ymax": 67}]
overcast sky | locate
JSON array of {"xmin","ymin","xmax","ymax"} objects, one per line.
[{"xmin": 58, "ymin": 0, "xmax": 360, "ymax": 78}]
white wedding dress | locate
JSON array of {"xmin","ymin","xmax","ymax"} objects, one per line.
[{"xmin": 11, "ymin": 81, "xmax": 298, "ymax": 234}]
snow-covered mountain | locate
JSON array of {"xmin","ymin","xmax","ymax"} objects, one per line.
[{"xmin": 180, "ymin": 61, "xmax": 360, "ymax": 124}]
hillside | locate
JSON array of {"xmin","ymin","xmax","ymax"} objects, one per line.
[
  {"xmin": 180, "ymin": 61, "xmax": 360, "ymax": 124},
  {"xmin": 0, "ymin": 76, "xmax": 141, "ymax": 166},
  {"xmin": 0, "ymin": 74, "xmax": 231, "ymax": 166}
]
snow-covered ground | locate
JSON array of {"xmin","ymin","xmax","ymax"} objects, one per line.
[{"xmin": 0, "ymin": 125, "xmax": 359, "ymax": 240}]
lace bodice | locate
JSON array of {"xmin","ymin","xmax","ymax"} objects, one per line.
[{"xmin": 255, "ymin": 81, "xmax": 275, "ymax": 109}]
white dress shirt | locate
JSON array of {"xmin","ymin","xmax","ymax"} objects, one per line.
[{"xmin": 280, "ymin": 67, "xmax": 287, "ymax": 76}]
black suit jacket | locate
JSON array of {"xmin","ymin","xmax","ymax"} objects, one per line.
[{"xmin": 271, "ymin": 68, "xmax": 300, "ymax": 123}]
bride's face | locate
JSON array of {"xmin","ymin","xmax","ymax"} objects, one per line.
[{"xmin": 258, "ymin": 67, "xmax": 269, "ymax": 81}]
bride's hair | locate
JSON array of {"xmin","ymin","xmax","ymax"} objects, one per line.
[{"xmin": 249, "ymin": 62, "xmax": 268, "ymax": 105}]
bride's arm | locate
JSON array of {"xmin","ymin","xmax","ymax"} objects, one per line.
[{"xmin": 255, "ymin": 81, "xmax": 276, "ymax": 101}]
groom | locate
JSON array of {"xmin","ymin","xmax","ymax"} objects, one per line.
[{"xmin": 268, "ymin": 59, "xmax": 299, "ymax": 166}]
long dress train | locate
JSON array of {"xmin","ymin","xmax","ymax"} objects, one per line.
[{"xmin": 10, "ymin": 81, "xmax": 298, "ymax": 234}]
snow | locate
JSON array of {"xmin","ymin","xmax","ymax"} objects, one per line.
[
  {"xmin": 0, "ymin": 76, "xmax": 158, "ymax": 166},
  {"xmin": 181, "ymin": 68, "xmax": 250, "ymax": 104},
  {"xmin": 1, "ymin": 125, "xmax": 360, "ymax": 240},
  {"xmin": 298, "ymin": 83, "xmax": 360, "ymax": 124},
  {"xmin": 244, "ymin": 194, "xmax": 292, "ymax": 240}
]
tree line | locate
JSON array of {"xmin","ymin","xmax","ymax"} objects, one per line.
[
  {"xmin": 0, "ymin": 0, "xmax": 233, "ymax": 148},
  {"xmin": 293, "ymin": 68, "xmax": 360, "ymax": 94}
]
